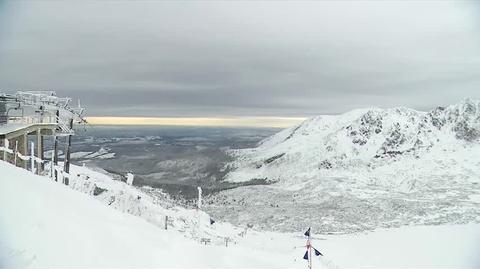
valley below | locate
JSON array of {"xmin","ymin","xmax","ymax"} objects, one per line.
[{"xmin": 69, "ymin": 100, "xmax": 480, "ymax": 234}]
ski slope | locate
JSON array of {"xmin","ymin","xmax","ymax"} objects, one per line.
[{"xmin": 1, "ymin": 161, "xmax": 479, "ymax": 268}]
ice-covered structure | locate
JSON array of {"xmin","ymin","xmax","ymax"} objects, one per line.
[{"xmin": 0, "ymin": 91, "xmax": 85, "ymax": 182}]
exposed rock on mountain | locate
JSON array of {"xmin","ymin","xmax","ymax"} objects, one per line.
[
  {"xmin": 205, "ymin": 100, "xmax": 480, "ymax": 233},
  {"xmin": 225, "ymin": 99, "xmax": 480, "ymax": 186}
]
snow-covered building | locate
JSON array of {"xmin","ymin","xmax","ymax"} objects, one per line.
[{"xmin": 0, "ymin": 91, "xmax": 85, "ymax": 181}]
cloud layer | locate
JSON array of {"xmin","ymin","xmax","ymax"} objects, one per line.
[{"xmin": 1, "ymin": 1, "xmax": 479, "ymax": 117}]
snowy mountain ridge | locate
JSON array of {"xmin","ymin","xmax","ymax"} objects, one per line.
[
  {"xmin": 205, "ymin": 100, "xmax": 480, "ymax": 233},
  {"xmin": 226, "ymin": 99, "xmax": 480, "ymax": 187}
]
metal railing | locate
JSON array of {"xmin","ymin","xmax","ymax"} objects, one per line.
[
  {"xmin": 6, "ymin": 115, "xmax": 55, "ymax": 124},
  {"xmin": 4, "ymin": 115, "xmax": 73, "ymax": 135},
  {"xmin": 0, "ymin": 140, "xmax": 72, "ymax": 182}
]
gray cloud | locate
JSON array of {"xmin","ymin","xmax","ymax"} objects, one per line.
[{"xmin": 0, "ymin": 1, "xmax": 479, "ymax": 117}]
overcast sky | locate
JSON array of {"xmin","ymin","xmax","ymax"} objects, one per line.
[{"xmin": 1, "ymin": 1, "xmax": 479, "ymax": 118}]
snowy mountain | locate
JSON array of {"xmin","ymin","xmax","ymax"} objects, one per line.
[
  {"xmin": 226, "ymin": 99, "xmax": 479, "ymax": 185},
  {"xmin": 205, "ymin": 99, "xmax": 480, "ymax": 233}
]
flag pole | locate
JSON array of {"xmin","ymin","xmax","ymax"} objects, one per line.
[
  {"xmin": 310, "ymin": 246, "xmax": 312, "ymax": 269},
  {"xmin": 309, "ymin": 234, "xmax": 312, "ymax": 269},
  {"xmin": 301, "ymin": 227, "xmax": 323, "ymax": 269}
]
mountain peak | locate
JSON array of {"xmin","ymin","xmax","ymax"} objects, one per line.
[
  {"xmin": 226, "ymin": 99, "xmax": 480, "ymax": 184},
  {"xmin": 222, "ymin": 100, "xmax": 480, "ymax": 233}
]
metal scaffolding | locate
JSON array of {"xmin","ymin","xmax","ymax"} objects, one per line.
[{"xmin": 0, "ymin": 90, "xmax": 86, "ymax": 183}]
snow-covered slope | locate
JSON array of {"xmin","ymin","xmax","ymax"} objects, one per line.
[
  {"xmin": 48, "ymin": 163, "xmax": 240, "ymax": 244},
  {"xmin": 1, "ymin": 161, "xmax": 479, "ymax": 268},
  {"xmin": 207, "ymin": 100, "xmax": 480, "ymax": 233},
  {"xmin": 0, "ymin": 161, "xmax": 286, "ymax": 269}
]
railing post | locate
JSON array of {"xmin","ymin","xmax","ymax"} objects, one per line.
[
  {"xmin": 53, "ymin": 110, "xmax": 59, "ymax": 181},
  {"xmin": 14, "ymin": 140, "xmax": 18, "ymax": 166},
  {"xmin": 50, "ymin": 147, "xmax": 54, "ymax": 179},
  {"xmin": 63, "ymin": 118, "xmax": 73, "ymax": 185},
  {"xmin": 30, "ymin": 141, "xmax": 35, "ymax": 173},
  {"xmin": 36, "ymin": 129, "xmax": 43, "ymax": 175},
  {"xmin": 22, "ymin": 134, "xmax": 27, "ymax": 169},
  {"xmin": 3, "ymin": 139, "xmax": 8, "ymax": 161}
]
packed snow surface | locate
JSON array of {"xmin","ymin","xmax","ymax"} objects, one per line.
[
  {"xmin": 211, "ymin": 100, "xmax": 480, "ymax": 232},
  {"xmin": 0, "ymin": 162, "xmax": 280, "ymax": 269},
  {"xmin": 1, "ymin": 162, "xmax": 479, "ymax": 269}
]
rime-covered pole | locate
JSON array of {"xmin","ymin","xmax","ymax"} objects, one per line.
[
  {"xmin": 2, "ymin": 139, "xmax": 8, "ymax": 161},
  {"xmin": 126, "ymin": 172, "xmax": 134, "ymax": 185},
  {"xmin": 197, "ymin": 186, "xmax": 202, "ymax": 209},
  {"xmin": 63, "ymin": 118, "xmax": 73, "ymax": 184},
  {"xmin": 53, "ymin": 110, "xmax": 59, "ymax": 181},
  {"xmin": 36, "ymin": 129, "xmax": 43, "ymax": 175},
  {"xmin": 30, "ymin": 141, "xmax": 35, "ymax": 172},
  {"xmin": 14, "ymin": 141, "xmax": 18, "ymax": 166}
]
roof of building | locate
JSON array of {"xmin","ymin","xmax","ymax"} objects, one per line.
[{"xmin": 0, "ymin": 123, "xmax": 58, "ymax": 139}]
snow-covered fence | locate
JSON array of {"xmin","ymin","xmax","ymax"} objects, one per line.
[
  {"xmin": 1, "ymin": 139, "xmax": 44, "ymax": 171},
  {"xmin": 200, "ymin": 238, "xmax": 211, "ymax": 245},
  {"xmin": 0, "ymin": 138, "xmax": 73, "ymax": 183},
  {"xmin": 0, "ymin": 139, "xmax": 14, "ymax": 159}
]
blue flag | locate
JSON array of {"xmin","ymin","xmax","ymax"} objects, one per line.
[
  {"xmin": 304, "ymin": 228, "xmax": 311, "ymax": 237},
  {"xmin": 303, "ymin": 251, "xmax": 309, "ymax": 260},
  {"xmin": 314, "ymin": 248, "xmax": 323, "ymax": 256}
]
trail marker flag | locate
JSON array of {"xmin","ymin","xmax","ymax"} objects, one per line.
[
  {"xmin": 300, "ymin": 227, "xmax": 323, "ymax": 268},
  {"xmin": 314, "ymin": 248, "xmax": 323, "ymax": 256},
  {"xmin": 304, "ymin": 227, "xmax": 311, "ymax": 237}
]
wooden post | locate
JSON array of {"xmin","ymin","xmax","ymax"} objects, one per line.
[
  {"xmin": 12, "ymin": 134, "xmax": 28, "ymax": 169},
  {"xmin": 1, "ymin": 139, "xmax": 5, "ymax": 161},
  {"xmin": 22, "ymin": 134, "xmax": 27, "ymax": 169},
  {"xmin": 50, "ymin": 138, "xmax": 54, "ymax": 179},
  {"xmin": 63, "ymin": 118, "xmax": 73, "ymax": 185},
  {"xmin": 30, "ymin": 141, "xmax": 35, "ymax": 173},
  {"xmin": 53, "ymin": 110, "xmax": 59, "ymax": 181},
  {"xmin": 165, "ymin": 216, "xmax": 168, "ymax": 230},
  {"xmin": 53, "ymin": 135, "xmax": 58, "ymax": 180},
  {"xmin": 36, "ymin": 129, "xmax": 43, "ymax": 175},
  {"xmin": 3, "ymin": 139, "xmax": 9, "ymax": 163},
  {"xmin": 14, "ymin": 140, "xmax": 18, "ymax": 166},
  {"xmin": 63, "ymin": 138, "xmax": 69, "ymax": 184}
]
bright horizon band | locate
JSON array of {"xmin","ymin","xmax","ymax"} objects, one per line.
[{"xmin": 86, "ymin": 116, "xmax": 307, "ymax": 128}]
